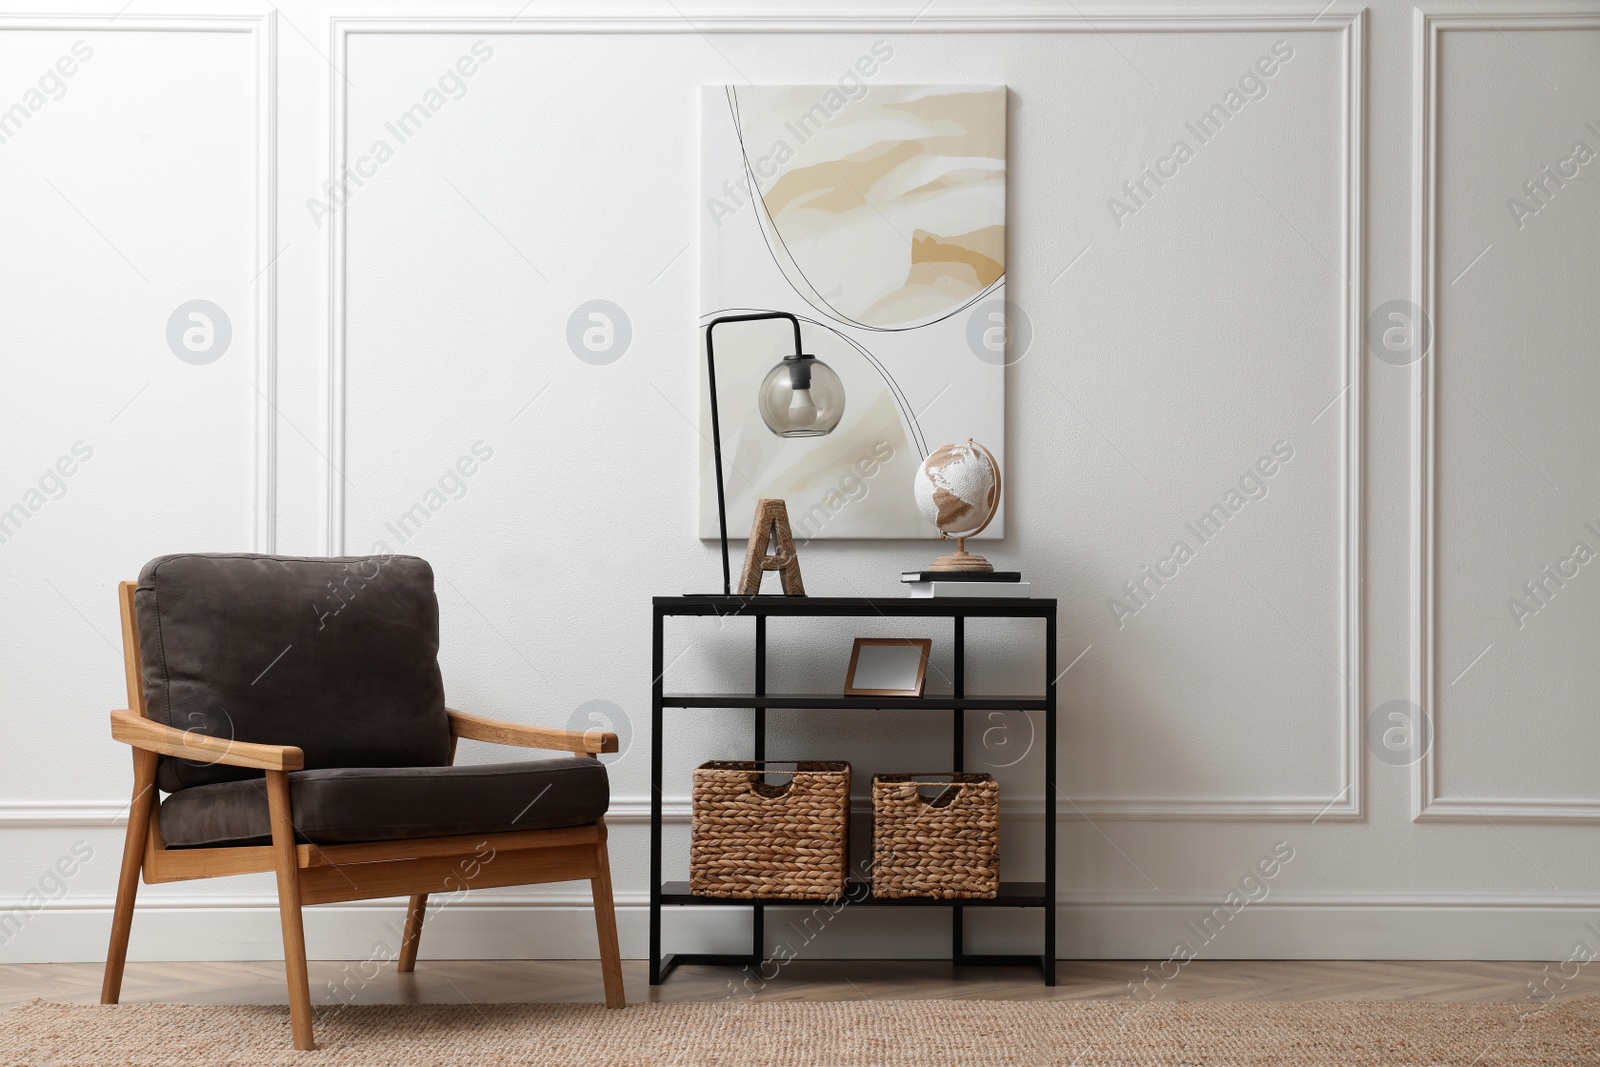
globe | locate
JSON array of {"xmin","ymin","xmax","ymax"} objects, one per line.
[
  {"xmin": 912, "ymin": 440, "xmax": 1001, "ymax": 572},
  {"xmin": 914, "ymin": 442, "xmax": 996, "ymax": 535}
]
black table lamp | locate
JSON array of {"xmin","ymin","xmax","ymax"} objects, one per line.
[{"xmin": 705, "ymin": 311, "xmax": 845, "ymax": 595}]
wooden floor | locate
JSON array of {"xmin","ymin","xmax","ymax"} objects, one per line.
[{"xmin": 1, "ymin": 959, "xmax": 1589, "ymax": 1013}]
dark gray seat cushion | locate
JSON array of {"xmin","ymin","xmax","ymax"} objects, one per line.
[
  {"xmin": 136, "ymin": 553, "xmax": 451, "ymax": 793},
  {"xmin": 160, "ymin": 758, "xmax": 609, "ymax": 847}
]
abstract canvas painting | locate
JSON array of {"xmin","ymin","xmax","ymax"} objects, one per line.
[{"xmin": 700, "ymin": 83, "xmax": 1007, "ymax": 540}]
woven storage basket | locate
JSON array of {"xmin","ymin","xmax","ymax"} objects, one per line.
[
  {"xmin": 871, "ymin": 773, "xmax": 999, "ymax": 899},
  {"xmin": 690, "ymin": 761, "xmax": 850, "ymax": 900}
]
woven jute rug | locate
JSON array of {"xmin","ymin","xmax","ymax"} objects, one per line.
[{"xmin": 2, "ymin": 997, "xmax": 1596, "ymax": 1066}]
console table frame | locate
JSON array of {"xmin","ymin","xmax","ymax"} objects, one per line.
[{"xmin": 649, "ymin": 594, "xmax": 1057, "ymax": 985}]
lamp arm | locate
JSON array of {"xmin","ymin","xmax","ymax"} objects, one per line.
[{"xmin": 704, "ymin": 311, "xmax": 805, "ymax": 596}]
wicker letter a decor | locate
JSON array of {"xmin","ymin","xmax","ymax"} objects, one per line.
[{"xmin": 738, "ymin": 498, "xmax": 806, "ymax": 597}]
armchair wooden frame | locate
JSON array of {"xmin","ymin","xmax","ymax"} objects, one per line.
[{"xmin": 101, "ymin": 581, "xmax": 625, "ymax": 1050}]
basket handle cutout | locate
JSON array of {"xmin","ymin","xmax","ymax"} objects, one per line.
[
  {"xmin": 916, "ymin": 783, "xmax": 962, "ymax": 807},
  {"xmin": 750, "ymin": 773, "xmax": 796, "ymax": 798}
]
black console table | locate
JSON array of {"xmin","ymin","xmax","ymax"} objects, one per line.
[{"xmin": 649, "ymin": 594, "xmax": 1058, "ymax": 985}]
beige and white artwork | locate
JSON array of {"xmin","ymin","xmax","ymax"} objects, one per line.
[{"xmin": 700, "ymin": 84, "xmax": 1007, "ymax": 541}]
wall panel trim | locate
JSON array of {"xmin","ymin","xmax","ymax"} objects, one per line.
[
  {"xmin": 1412, "ymin": 8, "xmax": 1600, "ymax": 823},
  {"xmin": 0, "ymin": 12, "xmax": 278, "ymax": 550},
  {"xmin": 324, "ymin": 8, "xmax": 1364, "ymax": 821}
]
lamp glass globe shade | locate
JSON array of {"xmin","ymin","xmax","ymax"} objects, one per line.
[{"xmin": 757, "ymin": 357, "xmax": 845, "ymax": 438}]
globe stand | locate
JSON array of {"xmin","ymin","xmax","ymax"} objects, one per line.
[
  {"xmin": 922, "ymin": 439, "xmax": 1002, "ymax": 575},
  {"xmin": 929, "ymin": 537, "xmax": 995, "ymax": 573}
]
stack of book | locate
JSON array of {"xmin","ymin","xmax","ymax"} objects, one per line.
[{"xmin": 901, "ymin": 570, "xmax": 1029, "ymax": 598}]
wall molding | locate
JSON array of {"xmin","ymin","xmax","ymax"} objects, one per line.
[
  {"xmin": 0, "ymin": 792, "xmax": 1345, "ymax": 829},
  {"xmin": 0, "ymin": 12, "xmax": 278, "ymax": 551},
  {"xmin": 1411, "ymin": 9, "xmax": 1600, "ymax": 823},
  {"xmin": 0, "ymin": 798, "xmax": 667, "ymax": 830},
  {"xmin": 12, "ymin": 888, "xmax": 1600, "ymax": 912},
  {"xmin": 0, "ymin": 798, "xmax": 682, "ymax": 829},
  {"xmin": 5, "ymin": 891, "xmax": 1596, "ymax": 965},
  {"xmin": 25, "ymin": 787, "xmax": 1365, "ymax": 831},
  {"xmin": 324, "ymin": 9, "xmax": 1365, "ymax": 822},
  {"xmin": 254, "ymin": 11, "xmax": 278, "ymax": 553},
  {"xmin": 0, "ymin": 801, "xmax": 131, "ymax": 829}
]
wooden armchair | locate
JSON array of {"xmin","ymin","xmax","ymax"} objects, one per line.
[{"xmin": 101, "ymin": 554, "xmax": 625, "ymax": 1050}]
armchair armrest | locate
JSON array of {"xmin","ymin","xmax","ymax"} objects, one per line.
[
  {"xmin": 447, "ymin": 707, "xmax": 618, "ymax": 756},
  {"xmin": 109, "ymin": 710, "xmax": 305, "ymax": 771}
]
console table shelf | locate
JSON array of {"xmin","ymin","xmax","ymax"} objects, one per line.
[
  {"xmin": 661, "ymin": 693, "xmax": 1048, "ymax": 711},
  {"xmin": 659, "ymin": 881, "xmax": 1049, "ymax": 908},
  {"xmin": 650, "ymin": 594, "xmax": 1058, "ymax": 986}
]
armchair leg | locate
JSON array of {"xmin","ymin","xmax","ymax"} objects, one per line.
[
  {"xmin": 102, "ymin": 750, "xmax": 157, "ymax": 1004},
  {"xmin": 266, "ymin": 771, "xmax": 315, "ymax": 1051},
  {"xmin": 398, "ymin": 895, "xmax": 427, "ymax": 973},
  {"xmin": 590, "ymin": 826, "xmax": 625, "ymax": 1009}
]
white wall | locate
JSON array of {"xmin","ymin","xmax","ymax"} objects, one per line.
[{"xmin": 3, "ymin": 2, "xmax": 1599, "ymax": 969}]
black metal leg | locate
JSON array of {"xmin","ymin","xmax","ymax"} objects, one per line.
[
  {"xmin": 755, "ymin": 616, "xmax": 767, "ymax": 758},
  {"xmin": 952, "ymin": 616, "xmax": 966, "ymax": 770},
  {"xmin": 1044, "ymin": 612, "xmax": 1058, "ymax": 986},
  {"xmin": 754, "ymin": 615, "xmax": 766, "ymax": 964},
  {"xmin": 650, "ymin": 608, "xmax": 664, "ymax": 985},
  {"xmin": 952, "ymin": 615, "xmax": 965, "ymax": 962}
]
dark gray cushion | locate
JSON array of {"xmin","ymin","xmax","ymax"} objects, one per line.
[
  {"xmin": 159, "ymin": 758, "xmax": 609, "ymax": 847},
  {"xmin": 136, "ymin": 553, "xmax": 451, "ymax": 793}
]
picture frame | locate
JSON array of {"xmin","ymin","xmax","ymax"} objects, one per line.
[{"xmin": 843, "ymin": 638, "xmax": 933, "ymax": 698}]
